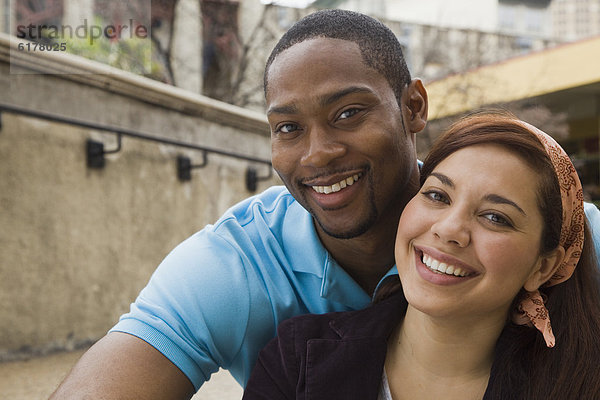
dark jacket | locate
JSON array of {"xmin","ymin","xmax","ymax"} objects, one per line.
[
  {"xmin": 242, "ymin": 292, "xmax": 408, "ymax": 400},
  {"xmin": 242, "ymin": 290, "xmax": 503, "ymax": 400}
]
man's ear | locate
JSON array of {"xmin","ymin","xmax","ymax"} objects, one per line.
[
  {"xmin": 403, "ymin": 79, "xmax": 428, "ymax": 134},
  {"xmin": 523, "ymin": 246, "xmax": 566, "ymax": 292}
]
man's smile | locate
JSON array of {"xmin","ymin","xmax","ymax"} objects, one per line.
[{"xmin": 310, "ymin": 173, "xmax": 362, "ymax": 194}]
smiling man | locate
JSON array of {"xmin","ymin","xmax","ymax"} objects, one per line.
[
  {"xmin": 265, "ymin": 32, "xmax": 425, "ymax": 294},
  {"xmin": 49, "ymin": 9, "xmax": 600, "ymax": 400}
]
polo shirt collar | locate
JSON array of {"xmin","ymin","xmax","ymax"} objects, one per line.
[
  {"xmin": 320, "ymin": 254, "xmax": 372, "ymax": 309},
  {"xmin": 283, "ymin": 201, "xmax": 383, "ymax": 310}
]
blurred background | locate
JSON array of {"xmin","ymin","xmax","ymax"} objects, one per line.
[{"xmin": 1, "ymin": 0, "xmax": 599, "ymax": 398}]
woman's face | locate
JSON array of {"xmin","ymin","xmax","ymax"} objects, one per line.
[{"xmin": 396, "ymin": 144, "xmax": 549, "ymax": 321}]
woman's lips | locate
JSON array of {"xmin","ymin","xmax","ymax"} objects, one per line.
[{"xmin": 413, "ymin": 247, "xmax": 478, "ymax": 286}]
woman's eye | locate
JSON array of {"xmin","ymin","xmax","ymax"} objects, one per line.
[
  {"xmin": 338, "ymin": 108, "xmax": 360, "ymax": 120},
  {"xmin": 422, "ymin": 190, "xmax": 449, "ymax": 204},
  {"xmin": 482, "ymin": 213, "xmax": 512, "ymax": 227}
]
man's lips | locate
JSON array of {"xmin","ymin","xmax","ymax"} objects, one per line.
[
  {"xmin": 301, "ymin": 171, "xmax": 365, "ymax": 209},
  {"xmin": 309, "ymin": 173, "xmax": 362, "ymax": 194}
]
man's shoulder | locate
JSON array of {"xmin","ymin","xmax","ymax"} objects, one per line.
[
  {"xmin": 184, "ymin": 185, "xmax": 320, "ymax": 268},
  {"xmin": 585, "ymin": 201, "xmax": 599, "ymax": 221},
  {"xmin": 214, "ymin": 186, "xmax": 301, "ymax": 229},
  {"xmin": 158, "ymin": 187, "xmax": 303, "ymax": 268}
]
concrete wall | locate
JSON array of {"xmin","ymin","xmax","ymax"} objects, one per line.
[{"xmin": 0, "ymin": 33, "xmax": 278, "ymax": 360}]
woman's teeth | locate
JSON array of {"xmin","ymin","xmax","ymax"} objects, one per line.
[
  {"xmin": 422, "ymin": 253, "xmax": 471, "ymax": 277},
  {"xmin": 312, "ymin": 173, "xmax": 362, "ymax": 194}
]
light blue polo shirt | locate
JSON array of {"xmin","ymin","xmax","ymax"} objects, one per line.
[
  {"xmin": 111, "ymin": 186, "xmax": 373, "ymax": 390},
  {"xmin": 111, "ymin": 186, "xmax": 600, "ymax": 391}
]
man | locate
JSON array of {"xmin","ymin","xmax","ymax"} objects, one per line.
[{"xmin": 50, "ymin": 9, "xmax": 600, "ymax": 399}]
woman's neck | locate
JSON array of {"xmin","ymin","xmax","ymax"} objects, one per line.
[{"xmin": 385, "ymin": 305, "xmax": 506, "ymax": 400}]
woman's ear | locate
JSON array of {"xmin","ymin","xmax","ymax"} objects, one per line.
[
  {"xmin": 523, "ymin": 246, "xmax": 566, "ymax": 292},
  {"xmin": 403, "ymin": 79, "xmax": 428, "ymax": 134}
]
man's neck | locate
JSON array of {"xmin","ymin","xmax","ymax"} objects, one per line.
[
  {"xmin": 316, "ymin": 171, "xmax": 420, "ymax": 295},
  {"xmin": 320, "ymin": 229, "xmax": 396, "ymax": 295},
  {"xmin": 316, "ymin": 203, "xmax": 403, "ymax": 295}
]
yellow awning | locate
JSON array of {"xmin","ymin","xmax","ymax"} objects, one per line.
[{"xmin": 426, "ymin": 35, "xmax": 600, "ymax": 120}]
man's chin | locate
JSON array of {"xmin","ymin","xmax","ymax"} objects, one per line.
[
  {"xmin": 292, "ymin": 184, "xmax": 377, "ymax": 239},
  {"xmin": 313, "ymin": 214, "xmax": 376, "ymax": 240}
]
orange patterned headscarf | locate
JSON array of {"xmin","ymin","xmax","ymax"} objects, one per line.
[{"xmin": 512, "ymin": 121, "xmax": 585, "ymax": 348}]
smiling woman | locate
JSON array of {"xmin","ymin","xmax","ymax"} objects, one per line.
[
  {"xmin": 397, "ymin": 144, "xmax": 552, "ymax": 320},
  {"xmin": 243, "ymin": 111, "xmax": 600, "ymax": 400},
  {"xmin": 383, "ymin": 111, "xmax": 600, "ymax": 399}
]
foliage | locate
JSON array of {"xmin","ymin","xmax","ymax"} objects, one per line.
[{"xmin": 42, "ymin": 17, "xmax": 167, "ymax": 80}]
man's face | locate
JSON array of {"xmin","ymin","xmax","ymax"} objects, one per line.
[{"xmin": 266, "ymin": 37, "xmax": 418, "ymax": 239}]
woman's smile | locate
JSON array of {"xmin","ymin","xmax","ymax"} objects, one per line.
[{"xmin": 395, "ymin": 144, "xmax": 547, "ymax": 320}]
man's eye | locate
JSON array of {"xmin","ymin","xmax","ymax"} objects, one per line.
[
  {"xmin": 276, "ymin": 123, "xmax": 299, "ymax": 134},
  {"xmin": 338, "ymin": 108, "xmax": 360, "ymax": 120}
]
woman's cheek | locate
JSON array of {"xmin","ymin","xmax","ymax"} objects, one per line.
[{"xmin": 395, "ymin": 199, "xmax": 426, "ymax": 257}]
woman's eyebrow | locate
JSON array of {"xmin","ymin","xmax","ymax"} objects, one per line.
[
  {"xmin": 429, "ymin": 172, "xmax": 453, "ymax": 188},
  {"xmin": 484, "ymin": 194, "xmax": 526, "ymax": 215},
  {"xmin": 430, "ymin": 172, "xmax": 526, "ymax": 215}
]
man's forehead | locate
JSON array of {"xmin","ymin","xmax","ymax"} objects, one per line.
[
  {"xmin": 265, "ymin": 38, "xmax": 369, "ymax": 98},
  {"xmin": 271, "ymin": 37, "xmax": 361, "ymax": 65}
]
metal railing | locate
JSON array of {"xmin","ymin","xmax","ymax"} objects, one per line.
[{"xmin": 0, "ymin": 103, "xmax": 273, "ymax": 191}]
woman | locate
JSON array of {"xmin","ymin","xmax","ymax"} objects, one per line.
[{"xmin": 242, "ymin": 112, "xmax": 600, "ymax": 399}]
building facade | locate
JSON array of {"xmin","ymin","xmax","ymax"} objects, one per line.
[{"xmin": 551, "ymin": 0, "xmax": 600, "ymax": 40}]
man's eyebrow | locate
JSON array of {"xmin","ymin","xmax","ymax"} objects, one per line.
[
  {"xmin": 429, "ymin": 172, "xmax": 454, "ymax": 188},
  {"xmin": 484, "ymin": 194, "xmax": 526, "ymax": 215},
  {"xmin": 267, "ymin": 103, "xmax": 299, "ymax": 116},
  {"xmin": 320, "ymin": 86, "xmax": 375, "ymax": 107},
  {"xmin": 267, "ymin": 86, "xmax": 375, "ymax": 116}
]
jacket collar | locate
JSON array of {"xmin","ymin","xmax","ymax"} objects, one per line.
[
  {"xmin": 301, "ymin": 287, "xmax": 407, "ymax": 400},
  {"xmin": 329, "ymin": 284, "xmax": 407, "ymax": 340}
]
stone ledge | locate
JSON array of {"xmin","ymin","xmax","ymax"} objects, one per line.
[{"xmin": 0, "ymin": 33, "xmax": 270, "ymax": 136}]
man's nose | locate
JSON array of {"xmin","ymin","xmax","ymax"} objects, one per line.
[
  {"xmin": 430, "ymin": 208, "xmax": 471, "ymax": 248},
  {"xmin": 300, "ymin": 125, "xmax": 346, "ymax": 168}
]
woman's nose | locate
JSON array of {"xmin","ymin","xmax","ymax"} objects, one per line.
[{"xmin": 430, "ymin": 209, "xmax": 471, "ymax": 248}]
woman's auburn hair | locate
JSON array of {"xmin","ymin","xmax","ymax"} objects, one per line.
[{"xmin": 378, "ymin": 110, "xmax": 600, "ymax": 398}]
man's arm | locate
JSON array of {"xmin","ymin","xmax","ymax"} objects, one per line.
[
  {"xmin": 49, "ymin": 332, "xmax": 195, "ymax": 400},
  {"xmin": 585, "ymin": 202, "xmax": 600, "ymax": 258},
  {"xmin": 49, "ymin": 226, "xmax": 271, "ymax": 397}
]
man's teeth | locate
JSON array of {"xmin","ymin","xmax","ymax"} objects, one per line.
[
  {"xmin": 422, "ymin": 253, "xmax": 471, "ymax": 277},
  {"xmin": 312, "ymin": 173, "xmax": 362, "ymax": 194}
]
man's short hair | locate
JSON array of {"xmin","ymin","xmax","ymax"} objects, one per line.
[{"xmin": 264, "ymin": 9, "xmax": 412, "ymax": 106}]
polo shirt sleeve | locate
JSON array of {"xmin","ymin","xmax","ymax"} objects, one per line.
[
  {"xmin": 584, "ymin": 202, "xmax": 600, "ymax": 258},
  {"xmin": 110, "ymin": 227, "xmax": 274, "ymax": 391}
]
